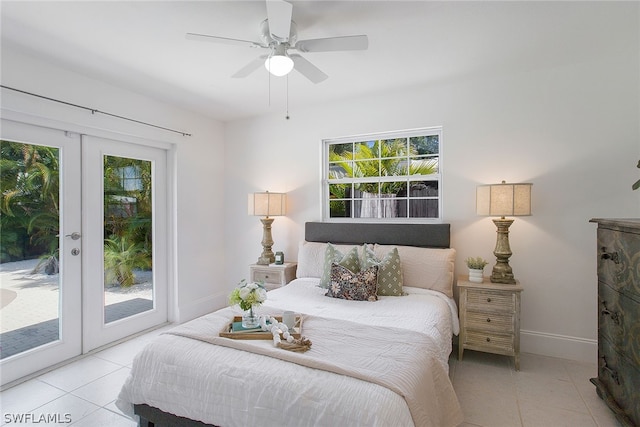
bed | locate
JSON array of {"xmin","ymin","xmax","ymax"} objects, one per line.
[{"xmin": 117, "ymin": 222, "xmax": 463, "ymax": 427}]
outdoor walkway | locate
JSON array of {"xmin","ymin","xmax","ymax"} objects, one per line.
[{"xmin": 0, "ymin": 259, "xmax": 153, "ymax": 359}]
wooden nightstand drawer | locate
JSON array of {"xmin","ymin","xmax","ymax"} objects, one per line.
[
  {"xmin": 252, "ymin": 269, "xmax": 283, "ymax": 284},
  {"xmin": 466, "ymin": 311, "xmax": 514, "ymax": 333},
  {"xmin": 467, "ymin": 289, "xmax": 515, "ymax": 312},
  {"xmin": 249, "ymin": 263, "xmax": 297, "ymax": 290},
  {"xmin": 464, "ymin": 330, "xmax": 514, "ymax": 353}
]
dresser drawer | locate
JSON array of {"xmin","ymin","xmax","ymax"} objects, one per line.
[
  {"xmin": 597, "ymin": 337, "xmax": 640, "ymax": 426},
  {"xmin": 466, "ymin": 289, "xmax": 515, "ymax": 312},
  {"xmin": 466, "ymin": 311, "xmax": 514, "ymax": 333},
  {"xmin": 598, "ymin": 281, "xmax": 640, "ymax": 362},
  {"xmin": 597, "ymin": 227, "xmax": 640, "ymax": 300},
  {"xmin": 463, "ymin": 330, "xmax": 514, "ymax": 354}
]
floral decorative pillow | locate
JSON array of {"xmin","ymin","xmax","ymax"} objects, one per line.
[
  {"xmin": 319, "ymin": 243, "xmax": 361, "ymax": 288},
  {"xmin": 326, "ymin": 263, "xmax": 379, "ymax": 302},
  {"xmin": 361, "ymin": 244, "xmax": 404, "ymax": 296}
]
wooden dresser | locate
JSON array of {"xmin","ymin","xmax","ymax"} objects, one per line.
[{"xmin": 590, "ymin": 218, "xmax": 640, "ymax": 427}]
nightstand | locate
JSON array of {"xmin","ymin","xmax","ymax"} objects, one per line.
[
  {"xmin": 249, "ymin": 262, "xmax": 297, "ymax": 290},
  {"xmin": 457, "ymin": 276, "xmax": 524, "ymax": 370}
]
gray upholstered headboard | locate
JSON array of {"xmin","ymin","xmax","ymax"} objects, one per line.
[{"xmin": 304, "ymin": 222, "xmax": 450, "ymax": 249}]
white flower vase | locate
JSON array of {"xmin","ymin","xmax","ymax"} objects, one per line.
[
  {"xmin": 468, "ymin": 268, "xmax": 484, "ymax": 283},
  {"xmin": 242, "ymin": 305, "xmax": 259, "ymax": 328}
]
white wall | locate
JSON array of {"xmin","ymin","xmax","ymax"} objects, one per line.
[
  {"xmin": 224, "ymin": 21, "xmax": 640, "ymax": 361},
  {"xmin": 2, "ymin": 2, "xmax": 638, "ymax": 363},
  {"xmin": 1, "ymin": 47, "xmax": 226, "ymax": 324}
]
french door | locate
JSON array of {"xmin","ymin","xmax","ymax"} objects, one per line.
[
  {"xmin": 82, "ymin": 136, "xmax": 167, "ymax": 352},
  {"xmin": 0, "ymin": 120, "xmax": 168, "ymax": 385}
]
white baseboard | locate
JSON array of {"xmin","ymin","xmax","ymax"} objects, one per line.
[
  {"xmin": 520, "ymin": 329, "xmax": 597, "ymax": 363},
  {"xmin": 176, "ymin": 293, "xmax": 228, "ymax": 323}
]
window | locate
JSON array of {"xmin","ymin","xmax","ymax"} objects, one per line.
[{"xmin": 323, "ymin": 127, "xmax": 442, "ymax": 221}]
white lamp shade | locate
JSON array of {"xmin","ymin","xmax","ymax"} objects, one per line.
[
  {"xmin": 476, "ymin": 182, "xmax": 532, "ymax": 217},
  {"xmin": 248, "ymin": 192, "xmax": 286, "ymax": 217},
  {"xmin": 264, "ymin": 55, "xmax": 294, "ymax": 77}
]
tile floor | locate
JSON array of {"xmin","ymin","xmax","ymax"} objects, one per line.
[{"xmin": 0, "ymin": 327, "xmax": 624, "ymax": 427}]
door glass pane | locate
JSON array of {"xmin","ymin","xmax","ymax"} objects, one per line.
[
  {"xmin": 0, "ymin": 140, "xmax": 61, "ymax": 358},
  {"xmin": 103, "ymin": 156, "xmax": 153, "ymax": 324}
]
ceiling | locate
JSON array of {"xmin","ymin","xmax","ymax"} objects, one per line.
[{"xmin": 0, "ymin": 1, "xmax": 633, "ymax": 122}]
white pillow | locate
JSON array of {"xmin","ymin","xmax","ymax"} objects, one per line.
[
  {"xmin": 374, "ymin": 244, "xmax": 456, "ymax": 298},
  {"xmin": 296, "ymin": 241, "xmax": 365, "ymax": 279}
]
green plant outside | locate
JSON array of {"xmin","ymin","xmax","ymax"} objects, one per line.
[
  {"xmin": 103, "ymin": 156, "xmax": 153, "ymax": 287},
  {"xmin": 1, "ymin": 141, "xmax": 153, "ymax": 287},
  {"xmin": 104, "ymin": 235, "xmax": 152, "ymax": 287},
  {"xmin": 328, "ymin": 137, "xmax": 439, "ymax": 217},
  {"xmin": 1, "ymin": 140, "xmax": 60, "ymax": 263}
]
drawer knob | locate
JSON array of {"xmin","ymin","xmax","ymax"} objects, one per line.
[
  {"xmin": 600, "ymin": 248, "xmax": 620, "ymax": 265},
  {"xmin": 486, "ymin": 318, "xmax": 491, "ymax": 323},
  {"xmin": 486, "ymin": 337, "xmax": 491, "ymax": 342},
  {"xmin": 600, "ymin": 356, "xmax": 620, "ymax": 385},
  {"xmin": 600, "ymin": 301, "xmax": 621, "ymax": 326},
  {"xmin": 487, "ymin": 297, "xmax": 492, "ymax": 303}
]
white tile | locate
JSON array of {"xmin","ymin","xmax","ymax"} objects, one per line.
[
  {"xmin": 519, "ymin": 399, "xmax": 597, "ymax": 427},
  {"xmin": 31, "ymin": 394, "xmax": 100, "ymax": 426},
  {"xmin": 515, "ymin": 372, "xmax": 589, "ymax": 414},
  {"xmin": 93, "ymin": 338, "xmax": 148, "ymax": 367},
  {"xmin": 137, "ymin": 324, "xmax": 175, "ymax": 342},
  {"xmin": 455, "ymin": 386, "xmax": 522, "ymax": 427},
  {"xmin": 37, "ymin": 356, "xmax": 121, "ymax": 392},
  {"xmin": 453, "ymin": 359, "xmax": 515, "ymax": 393},
  {"xmin": 103, "ymin": 399, "xmax": 128, "ymax": 417},
  {"xmin": 518, "ymin": 353, "xmax": 571, "ymax": 380},
  {"xmin": 0, "ymin": 379, "xmax": 65, "ymax": 414},
  {"xmin": 69, "ymin": 408, "xmax": 137, "ymax": 427},
  {"xmin": 70, "ymin": 367, "xmax": 131, "ymax": 407},
  {"xmin": 458, "ymin": 349, "xmax": 513, "ymax": 369},
  {"xmin": 579, "ymin": 388, "xmax": 624, "ymax": 427}
]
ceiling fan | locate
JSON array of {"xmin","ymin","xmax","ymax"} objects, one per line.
[{"xmin": 185, "ymin": 0, "xmax": 369, "ymax": 84}]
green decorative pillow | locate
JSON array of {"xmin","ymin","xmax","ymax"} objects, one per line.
[
  {"xmin": 319, "ymin": 243, "xmax": 361, "ymax": 288},
  {"xmin": 361, "ymin": 244, "xmax": 404, "ymax": 296},
  {"xmin": 326, "ymin": 263, "xmax": 379, "ymax": 302}
]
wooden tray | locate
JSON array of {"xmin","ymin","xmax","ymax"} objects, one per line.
[{"xmin": 219, "ymin": 315, "xmax": 302, "ymax": 340}]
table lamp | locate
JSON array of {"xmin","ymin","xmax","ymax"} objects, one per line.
[
  {"xmin": 248, "ymin": 191, "xmax": 286, "ymax": 265},
  {"xmin": 476, "ymin": 181, "xmax": 532, "ymax": 284}
]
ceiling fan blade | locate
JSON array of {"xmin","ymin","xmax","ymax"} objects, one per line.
[
  {"xmin": 232, "ymin": 55, "xmax": 269, "ymax": 78},
  {"xmin": 186, "ymin": 32, "xmax": 266, "ymax": 48},
  {"xmin": 295, "ymin": 35, "xmax": 369, "ymax": 53},
  {"xmin": 265, "ymin": 0, "xmax": 293, "ymax": 42},
  {"xmin": 290, "ymin": 54, "xmax": 328, "ymax": 84}
]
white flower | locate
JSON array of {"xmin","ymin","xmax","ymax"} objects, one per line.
[
  {"xmin": 247, "ymin": 282, "xmax": 259, "ymax": 290},
  {"xmin": 239, "ymin": 286, "xmax": 251, "ymax": 300},
  {"xmin": 255, "ymin": 288, "xmax": 267, "ymax": 302}
]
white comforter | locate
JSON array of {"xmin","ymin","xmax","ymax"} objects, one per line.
[{"xmin": 117, "ymin": 279, "xmax": 462, "ymax": 427}]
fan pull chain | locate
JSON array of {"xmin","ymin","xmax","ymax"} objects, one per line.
[
  {"xmin": 285, "ymin": 74, "xmax": 290, "ymax": 120},
  {"xmin": 268, "ymin": 69, "xmax": 271, "ymax": 107}
]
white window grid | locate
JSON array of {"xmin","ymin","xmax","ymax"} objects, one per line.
[{"xmin": 322, "ymin": 127, "xmax": 443, "ymax": 222}]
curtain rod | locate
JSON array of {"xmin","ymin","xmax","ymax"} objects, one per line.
[{"xmin": 1, "ymin": 85, "xmax": 192, "ymax": 137}]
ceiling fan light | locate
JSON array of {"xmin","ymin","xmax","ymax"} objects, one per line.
[{"xmin": 265, "ymin": 54, "xmax": 294, "ymax": 76}]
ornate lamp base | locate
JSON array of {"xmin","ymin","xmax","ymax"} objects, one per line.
[
  {"xmin": 257, "ymin": 217, "xmax": 275, "ymax": 265},
  {"xmin": 490, "ymin": 218, "xmax": 517, "ymax": 284}
]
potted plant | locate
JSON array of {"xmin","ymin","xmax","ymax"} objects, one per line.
[{"xmin": 465, "ymin": 256, "xmax": 488, "ymax": 283}]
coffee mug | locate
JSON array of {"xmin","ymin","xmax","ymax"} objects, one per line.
[{"xmin": 282, "ymin": 311, "xmax": 296, "ymax": 329}]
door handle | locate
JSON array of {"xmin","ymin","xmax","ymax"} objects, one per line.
[{"xmin": 65, "ymin": 232, "xmax": 81, "ymax": 240}]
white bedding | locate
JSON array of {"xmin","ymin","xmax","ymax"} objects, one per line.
[{"xmin": 117, "ymin": 279, "xmax": 462, "ymax": 427}]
